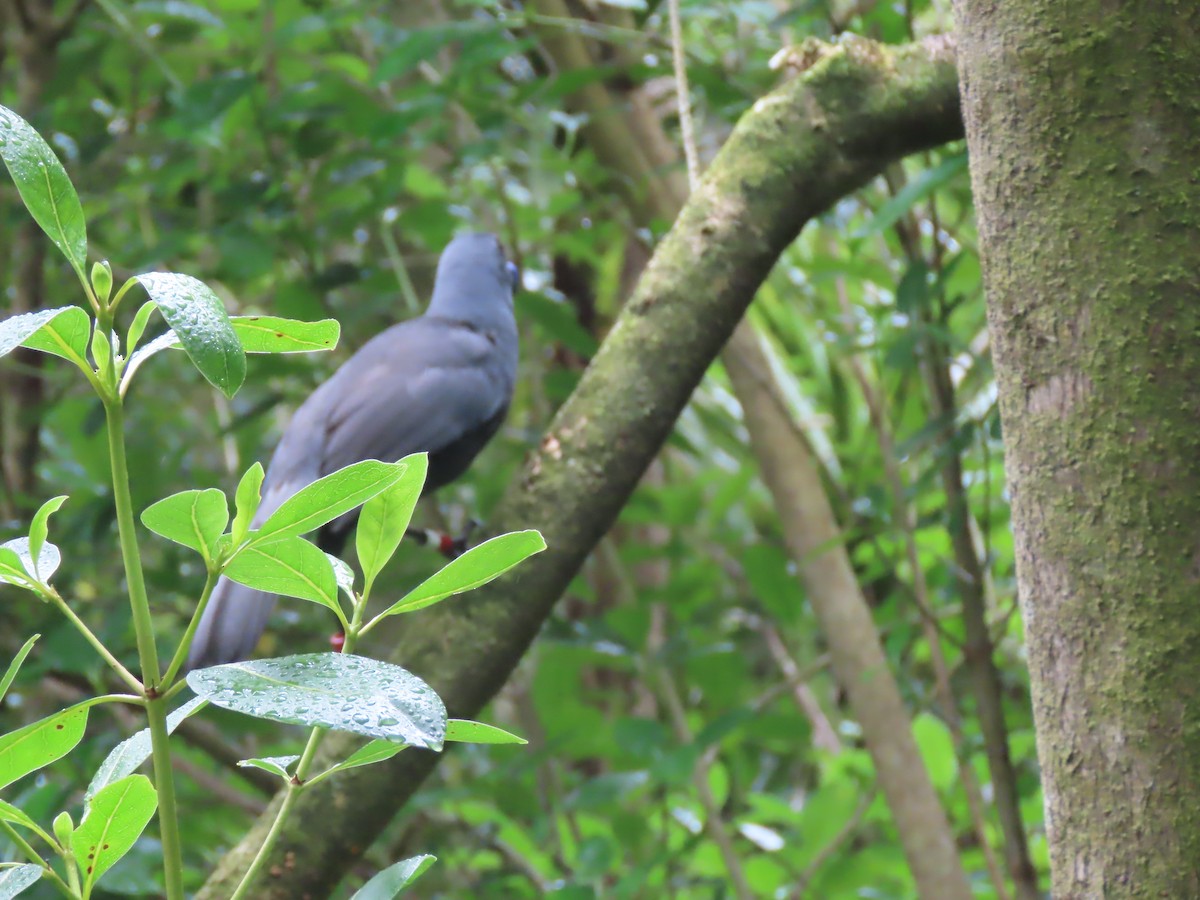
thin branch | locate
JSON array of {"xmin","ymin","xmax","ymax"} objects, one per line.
[
  {"xmin": 834, "ymin": 307, "xmax": 1010, "ymax": 900},
  {"xmin": 759, "ymin": 624, "xmax": 840, "ymax": 753},
  {"xmin": 652, "ymin": 658, "xmax": 754, "ymax": 900},
  {"xmin": 667, "ymin": 0, "xmax": 700, "ymax": 187},
  {"xmin": 792, "ymin": 790, "xmax": 875, "ymax": 897}
]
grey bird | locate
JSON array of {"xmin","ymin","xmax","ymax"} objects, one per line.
[{"xmin": 186, "ymin": 232, "xmax": 520, "ymax": 670}]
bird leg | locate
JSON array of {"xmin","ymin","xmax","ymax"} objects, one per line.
[{"xmin": 404, "ymin": 517, "xmax": 481, "ymax": 559}]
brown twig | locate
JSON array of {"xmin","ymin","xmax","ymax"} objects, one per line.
[{"xmin": 834, "ymin": 280, "xmax": 1011, "ymax": 900}]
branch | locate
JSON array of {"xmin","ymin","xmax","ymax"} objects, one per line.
[{"xmin": 197, "ymin": 33, "xmax": 963, "ymax": 899}]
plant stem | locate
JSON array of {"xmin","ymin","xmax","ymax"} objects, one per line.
[
  {"xmin": 161, "ymin": 569, "xmax": 219, "ymax": 688},
  {"xmin": 102, "ymin": 396, "xmax": 184, "ymax": 900},
  {"xmin": 0, "ymin": 819, "xmax": 74, "ymax": 898},
  {"xmin": 229, "ymin": 726, "xmax": 326, "ymax": 900},
  {"xmin": 45, "ymin": 588, "xmax": 142, "ymax": 693},
  {"xmin": 229, "ymin": 600, "xmax": 367, "ymax": 899}
]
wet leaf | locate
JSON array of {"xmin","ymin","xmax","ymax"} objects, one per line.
[
  {"xmin": 134, "ymin": 272, "xmax": 245, "ymax": 397},
  {"xmin": 187, "ymin": 653, "xmax": 446, "ymax": 748},
  {"xmin": 0, "ymin": 105, "xmax": 87, "ymax": 274}
]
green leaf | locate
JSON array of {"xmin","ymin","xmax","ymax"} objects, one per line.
[
  {"xmin": 1, "ymin": 537, "xmax": 60, "ymax": 586},
  {"xmin": 319, "ymin": 739, "xmax": 405, "ymax": 780},
  {"xmin": 27, "ymin": 496, "xmax": 67, "ymax": 580},
  {"xmin": 230, "ymin": 316, "xmax": 340, "ymax": 353},
  {"xmin": 356, "ymin": 453, "xmax": 427, "ymax": 596},
  {"xmin": 0, "ymin": 798, "xmax": 56, "ymax": 848},
  {"xmin": 21, "ymin": 307, "xmax": 91, "ymax": 366},
  {"xmin": 254, "ymin": 460, "xmax": 408, "ymax": 544},
  {"xmin": 0, "ymin": 863, "xmax": 42, "ymax": 898},
  {"xmin": 374, "ymin": 22, "xmax": 470, "ymax": 81},
  {"xmin": 124, "ymin": 300, "xmax": 158, "ymax": 356},
  {"xmin": 0, "ymin": 704, "xmax": 89, "ymax": 790},
  {"xmin": 140, "ymin": 488, "xmax": 229, "ymax": 561},
  {"xmin": 52, "ymin": 811, "xmax": 73, "ymax": 849},
  {"xmin": 134, "ymin": 272, "xmax": 246, "ymax": 398},
  {"xmin": 120, "ymin": 315, "xmax": 338, "ymax": 391},
  {"xmin": 521, "ymin": 292, "xmax": 599, "ymax": 358},
  {"xmin": 445, "ymin": 719, "xmax": 527, "ymax": 745},
  {"xmin": 237, "ymin": 755, "xmax": 299, "ymax": 781},
  {"xmin": 89, "ymin": 324, "xmax": 112, "ymax": 372},
  {"xmin": 85, "ymin": 697, "xmax": 207, "ymax": 805},
  {"xmin": 0, "ymin": 635, "xmax": 39, "ymax": 705},
  {"xmin": 857, "ymin": 152, "xmax": 968, "ymax": 238},
  {"xmin": 377, "ymin": 530, "xmax": 546, "ymax": 618},
  {"xmin": 0, "ymin": 307, "xmax": 78, "ymax": 360},
  {"xmin": 73, "ymin": 774, "xmax": 157, "ymax": 893},
  {"xmin": 0, "ymin": 105, "xmax": 87, "ymax": 275},
  {"xmin": 0, "ymin": 545, "xmax": 30, "ymax": 587},
  {"xmin": 350, "ymin": 855, "xmax": 437, "ymax": 899},
  {"xmin": 327, "ymin": 553, "xmax": 356, "ymax": 599},
  {"xmin": 231, "ymin": 462, "xmax": 265, "ymax": 546},
  {"xmin": 187, "ymin": 653, "xmax": 447, "ymax": 748},
  {"xmin": 912, "ymin": 712, "xmax": 956, "ymax": 791},
  {"xmin": 90, "ymin": 260, "xmax": 113, "ymax": 304},
  {"xmin": 224, "ymin": 536, "xmax": 339, "ymax": 612}
]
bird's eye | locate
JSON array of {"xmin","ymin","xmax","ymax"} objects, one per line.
[{"xmin": 505, "ymin": 260, "xmax": 520, "ymax": 291}]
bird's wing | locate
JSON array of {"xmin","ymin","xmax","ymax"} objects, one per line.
[
  {"xmin": 316, "ymin": 318, "xmax": 512, "ymax": 477},
  {"xmin": 186, "ymin": 317, "xmax": 512, "ymax": 671}
]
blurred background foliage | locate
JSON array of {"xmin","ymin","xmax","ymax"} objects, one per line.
[{"xmin": 0, "ymin": 0, "xmax": 1041, "ymax": 897}]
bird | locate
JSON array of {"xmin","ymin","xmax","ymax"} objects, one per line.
[{"xmin": 185, "ymin": 232, "xmax": 520, "ymax": 670}]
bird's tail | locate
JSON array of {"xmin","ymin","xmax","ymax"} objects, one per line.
[{"xmin": 184, "ymin": 576, "xmax": 277, "ymax": 672}]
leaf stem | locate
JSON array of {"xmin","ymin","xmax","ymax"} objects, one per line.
[
  {"xmin": 0, "ymin": 819, "xmax": 74, "ymax": 898},
  {"xmin": 160, "ymin": 568, "xmax": 219, "ymax": 688},
  {"xmin": 230, "ymin": 597, "xmax": 368, "ymax": 898},
  {"xmin": 44, "ymin": 587, "xmax": 142, "ymax": 693},
  {"xmin": 229, "ymin": 726, "xmax": 326, "ymax": 900},
  {"xmin": 101, "ymin": 394, "xmax": 184, "ymax": 900}
]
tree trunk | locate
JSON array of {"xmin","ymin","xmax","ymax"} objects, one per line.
[{"xmin": 955, "ymin": 2, "xmax": 1200, "ymax": 894}]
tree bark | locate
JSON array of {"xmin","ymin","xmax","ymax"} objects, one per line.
[
  {"xmin": 532, "ymin": 9, "xmax": 972, "ymax": 892},
  {"xmin": 198, "ymin": 36, "xmax": 962, "ymax": 899},
  {"xmin": 724, "ymin": 324, "xmax": 974, "ymax": 898},
  {"xmin": 955, "ymin": 2, "xmax": 1200, "ymax": 895}
]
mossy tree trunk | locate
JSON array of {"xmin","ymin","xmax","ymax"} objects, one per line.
[{"xmin": 955, "ymin": 2, "xmax": 1200, "ymax": 894}]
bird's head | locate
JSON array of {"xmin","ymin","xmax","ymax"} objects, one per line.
[{"xmin": 428, "ymin": 233, "xmax": 518, "ymax": 324}]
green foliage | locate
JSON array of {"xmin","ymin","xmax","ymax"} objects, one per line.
[
  {"xmin": 253, "ymin": 460, "xmax": 409, "ymax": 544},
  {"xmin": 85, "ymin": 698, "xmax": 207, "ymax": 805},
  {"xmin": 72, "ymin": 775, "xmax": 157, "ymax": 895},
  {"xmin": 188, "ymin": 654, "xmax": 447, "ymax": 748},
  {"xmin": 21, "ymin": 308, "xmax": 91, "ymax": 366},
  {"xmin": 0, "ymin": 308, "xmax": 80, "ymax": 359},
  {"xmin": 445, "ymin": 719, "xmax": 528, "ymax": 745},
  {"xmin": 0, "ymin": 107, "xmax": 87, "ymax": 281},
  {"xmin": 0, "ymin": 637, "xmax": 38, "ymax": 705},
  {"xmin": 0, "ymin": 98, "xmax": 538, "ymax": 899},
  {"xmin": 350, "ymin": 855, "xmax": 436, "ymax": 899},
  {"xmin": 0, "ymin": 706, "xmax": 89, "ymax": 791},
  {"xmin": 0, "ymin": 863, "xmax": 42, "ymax": 897},
  {"xmin": 224, "ymin": 535, "xmax": 340, "ymax": 610},
  {"xmin": 132, "ymin": 272, "xmax": 246, "ymax": 397},
  {"xmin": 356, "ymin": 454, "xmax": 429, "ymax": 596},
  {"xmin": 141, "ymin": 489, "xmax": 229, "ymax": 563},
  {"xmin": 371, "ymin": 530, "xmax": 546, "ymax": 621}
]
